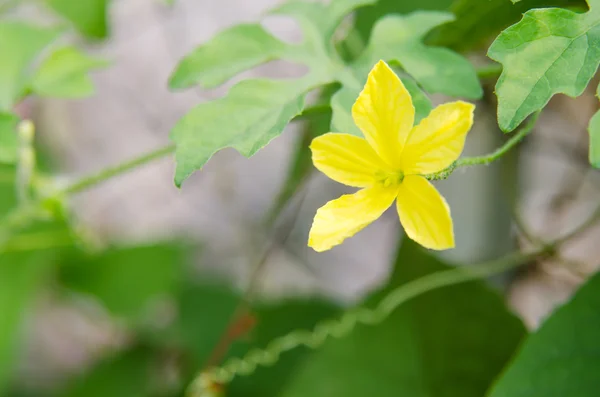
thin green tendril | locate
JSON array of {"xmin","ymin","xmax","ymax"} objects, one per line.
[
  {"xmin": 424, "ymin": 110, "xmax": 541, "ymax": 181},
  {"xmin": 189, "ymin": 249, "xmax": 542, "ymax": 396}
]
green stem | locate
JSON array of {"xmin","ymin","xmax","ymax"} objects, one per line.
[
  {"xmin": 62, "ymin": 144, "xmax": 175, "ymax": 195},
  {"xmin": 476, "ymin": 63, "xmax": 503, "ymax": 80},
  {"xmin": 425, "ymin": 111, "xmax": 540, "ymax": 181},
  {"xmin": 0, "ymin": 144, "xmax": 176, "ymax": 247},
  {"xmin": 295, "ymin": 103, "xmax": 331, "ymax": 120}
]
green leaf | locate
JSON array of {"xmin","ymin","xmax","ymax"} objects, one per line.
[
  {"xmin": 173, "ymin": 280, "xmax": 339, "ymax": 396},
  {"xmin": 170, "ymin": 24, "xmax": 288, "ymax": 90},
  {"xmin": 0, "ymin": 113, "xmax": 19, "ymax": 164},
  {"xmin": 0, "ymin": 252, "xmax": 54, "ymax": 392},
  {"xmin": 488, "ymin": 1, "xmax": 600, "ymax": 132},
  {"xmin": 0, "ymin": 22, "xmax": 62, "ymax": 110},
  {"xmin": 171, "ymin": 77, "xmax": 322, "ymax": 186},
  {"xmin": 360, "ymin": 12, "xmax": 482, "ymax": 99},
  {"xmin": 0, "ymin": 224, "xmax": 64, "ymax": 394},
  {"xmin": 169, "ymin": 0, "xmax": 479, "ymax": 186},
  {"xmin": 45, "ymin": 0, "xmax": 109, "ymax": 39},
  {"xmin": 30, "ymin": 47, "xmax": 107, "ymax": 98},
  {"xmin": 353, "ymin": 0, "xmax": 453, "ymax": 43},
  {"xmin": 270, "ymin": 0, "xmax": 377, "ymax": 46},
  {"xmin": 487, "ymin": 270, "xmax": 600, "ymax": 397},
  {"xmin": 62, "ymin": 347, "xmax": 154, "ymax": 397},
  {"xmin": 60, "ymin": 244, "xmax": 188, "ymax": 322},
  {"xmin": 280, "ymin": 239, "xmax": 526, "ymax": 397}
]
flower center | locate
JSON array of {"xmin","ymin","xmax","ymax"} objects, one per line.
[{"xmin": 379, "ymin": 170, "xmax": 404, "ymax": 187}]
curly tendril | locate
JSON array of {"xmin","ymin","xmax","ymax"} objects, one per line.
[{"xmin": 188, "ymin": 249, "xmax": 539, "ymax": 397}]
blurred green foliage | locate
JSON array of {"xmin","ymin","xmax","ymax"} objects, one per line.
[
  {"xmin": 488, "ymin": 271, "xmax": 600, "ymax": 397},
  {"xmin": 44, "ymin": 0, "xmax": 109, "ymax": 39}
]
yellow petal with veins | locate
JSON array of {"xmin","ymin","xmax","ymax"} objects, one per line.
[
  {"xmin": 308, "ymin": 185, "xmax": 398, "ymax": 252},
  {"xmin": 352, "ymin": 60, "xmax": 414, "ymax": 168},
  {"xmin": 396, "ymin": 175, "xmax": 454, "ymax": 250},
  {"xmin": 311, "ymin": 133, "xmax": 392, "ymax": 188},
  {"xmin": 401, "ymin": 101, "xmax": 474, "ymax": 175}
]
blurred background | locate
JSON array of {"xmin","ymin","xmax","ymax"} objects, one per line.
[{"xmin": 1, "ymin": 0, "xmax": 600, "ymax": 396}]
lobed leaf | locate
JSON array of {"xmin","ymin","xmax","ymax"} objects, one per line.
[
  {"xmin": 31, "ymin": 47, "xmax": 108, "ymax": 98},
  {"xmin": 169, "ymin": 24, "xmax": 289, "ymax": 90},
  {"xmin": 488, "ymin": 0, "xmax": 600, "ymax": 131},
  {"xmin": 361, "ymin": 12, "xmax": 482, "ymax": 99},
  {"xmin": 171, "ymin": 77, "xmax": 327, "ymax": 186},
  {"xmin": 487, "ymin": 270, "xmax": 600, "ymax": 397},
  {"xmin": 271, "ymin": 0, "xmax": 377, "ymax": 44},
  {"xmin": 0, "ymin": 22, "xmax": 62, "ymax": 111}
]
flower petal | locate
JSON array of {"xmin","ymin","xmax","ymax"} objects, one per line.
[
  {"xmin": 308, "ymin": 185, "xmax": 398, "ymax": 252},
  {"xmin": 311, "ymin": 133, "xmax": 391, "ymax": 188},
  {"xmin": 352, "ymin": 60, "xmax": 414, "ymax": 168},
  {"xmin": 396, "ymin": 175, "xmax": 454, "ymax": 250},
  {"xmin": 401, "ymin": 101, "xmax": 474, "ymax": 175}
]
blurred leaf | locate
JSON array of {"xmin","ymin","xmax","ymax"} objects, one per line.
[
  {"xmin": 0, "ymin": 22, "xmax": 62, "ymax": 110},
  {"xmin": 0, "ymin": 113, "xmax": 19, "ymax": 164},
  {"xmin": 0, "ymin": 252, "xmax": 52, "ymax": 392},
  {"xmin": 173, "ymin": 280, "xmax": 339, "ymax": 396},
  {"xmin": 169, "ymin": 0, "xmax": 478, "ymax": 186},
  {"xmin": 280, "ymin": 239, "xmax": 526, "ymax": 397},
  {"xmin": 62, "ymin": 347, "xmax": 154, "ymax": 397},
  {"xmin": 0, "ymin": 232, "xmax": 63, "ymax": 393},
  {"xmin": 173, "ymin": 282, "xmax": 240, "ymax": 368},
  {"xmin": 488, "ymin": 1, "xmax": 600, "ymax": 132},
  {"xmin": 60, "ymin": 244, "xmax": 188, "ymax": 322},
  {"xmin": 45, "ymin": 0, "xmax": 109, "ymax": 39},
  {"xmin": 358, "ymin": 12, "xmax": 482, "ymax": 99},
  {"xmin": 31, "ymin": 47, "xmax": 107, "ymax": 98},
  {"xmin": 487, "ymin": 270, "xmax": 600, "ymax": 397}
]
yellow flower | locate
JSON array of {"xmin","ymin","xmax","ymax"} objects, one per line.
[{"xmin": 308, "ymin": 60, "xmax": 474, "ymax": 252}]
